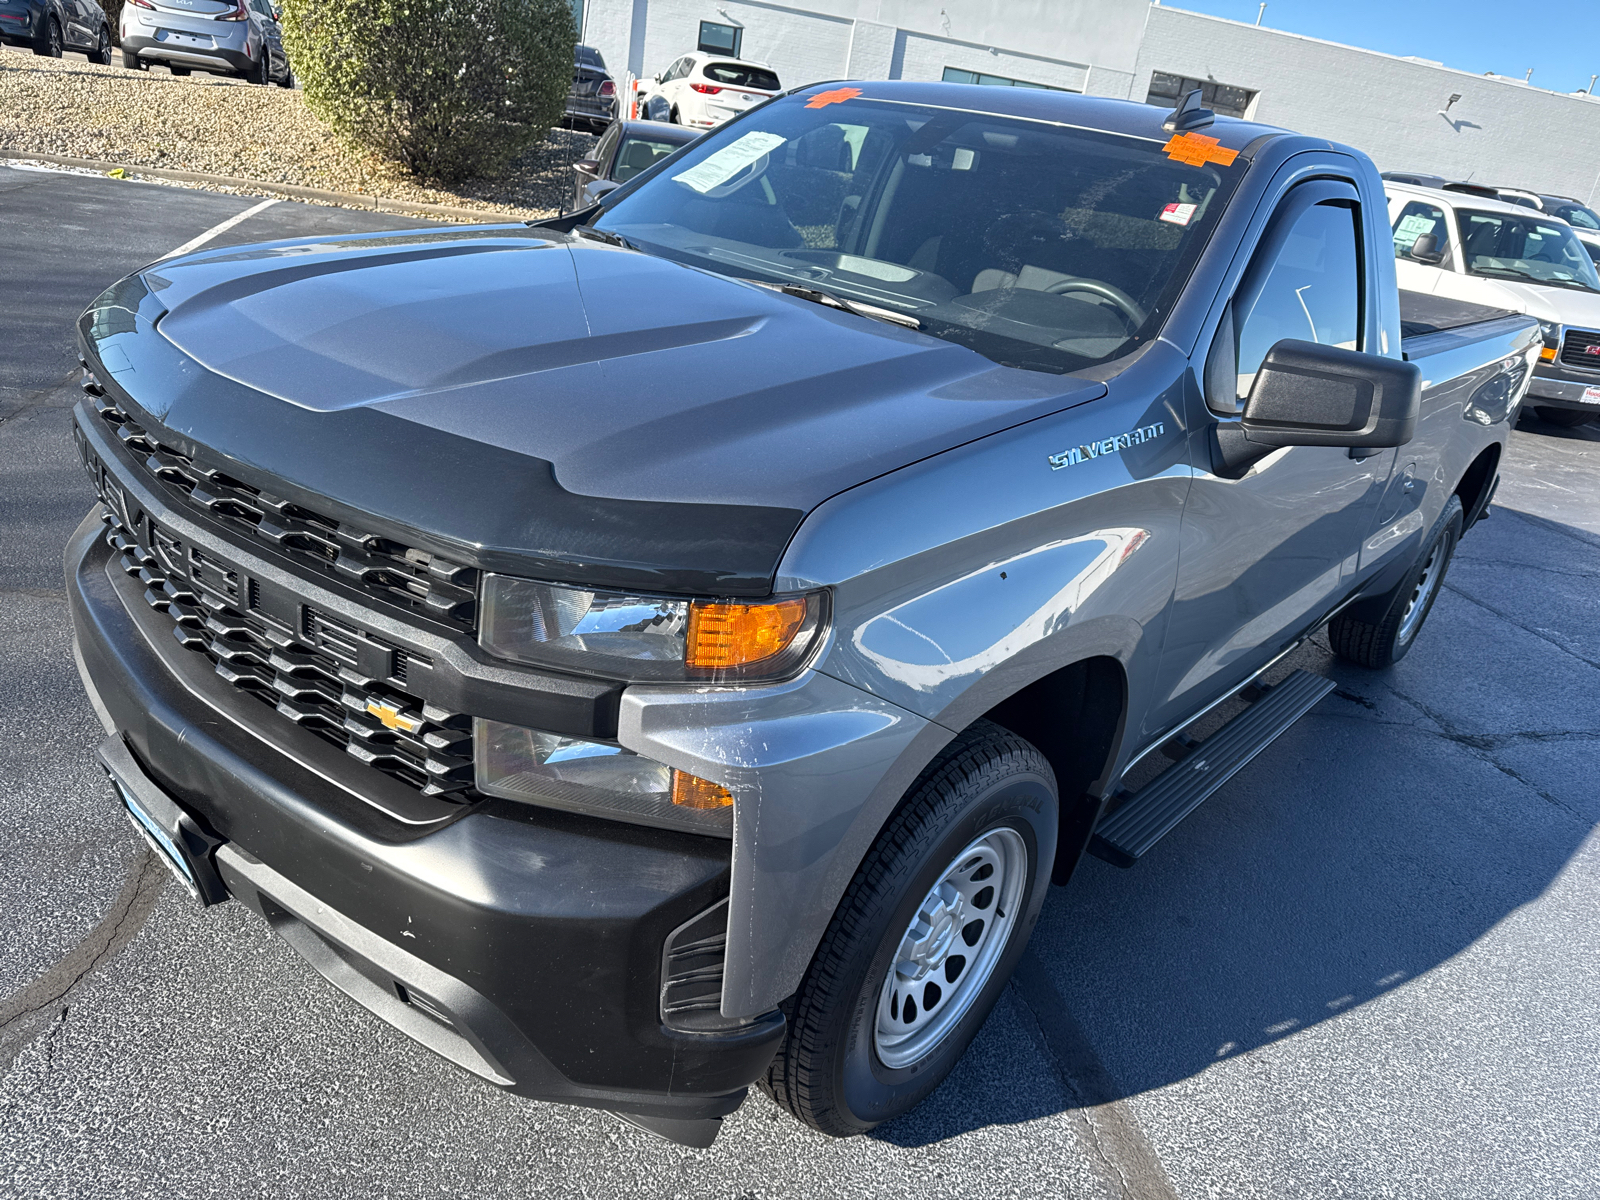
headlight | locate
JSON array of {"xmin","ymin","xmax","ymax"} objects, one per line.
[
  {"xmin": 474, "ymin": 718, "xmax": 733, "ymax": 836},
  {"xmin": 479, "ymin": 574, "xmax": 827, "ymax": 683}
]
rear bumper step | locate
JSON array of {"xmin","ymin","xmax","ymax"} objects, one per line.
[{"xmin": 1089, "ymin": 669, "xmax": 1336, "ymax": 867}]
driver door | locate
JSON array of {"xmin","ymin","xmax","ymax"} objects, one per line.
[{"xmin": 1148, "ymin": 173, "xmax": 1396, "ymax": 739}]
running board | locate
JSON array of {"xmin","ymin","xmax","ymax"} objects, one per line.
[{"xmin": 1089, "ymin": 669, "xmax": 1336, "ymax": 868}]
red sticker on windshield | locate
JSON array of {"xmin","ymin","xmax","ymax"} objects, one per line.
[
  {"xmin": 1163, "ymin": 132, "xmax": 1239, "ymax": 168},
  {"xmin": 806, "ymin": 87, "xmax": 862, "ymax": 109}
]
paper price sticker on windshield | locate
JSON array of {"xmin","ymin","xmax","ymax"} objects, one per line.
[
  {"xmin": 1163, "ymin": 132, "xmax": 1239, "ymax": 168},
  {"xmin": 1159, "ymin": 202, "xmax": 1197, "ymax": 226},
  {"xmin": 673, "ymin": 131, "xmax": 787, "ymax": 194}
]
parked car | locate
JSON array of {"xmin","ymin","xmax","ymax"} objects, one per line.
[
  {"xmin": 568, "ymin": 119, "xmax": 699, "ymax": 211},
  {"xmin": 1539, "ymin": 194, "xmax": 1600, "ymax": 265},
  {"xmin": 1493, "ymin": 186, "xmax": 1545, "ymax": 210},
  {"xmin": 645, "ymin": 51, "xmax": 780, "ymax": 128},
  {"xmin": 0, "ymin": 0, "xmax": 112, "ymax": 62},
  {"xmin": 72, "ymin": 81, "xmax": 1537, "ymax": 1147},
  {"xmin": 564, "ymin": 44, "xmax": 617, "ymax": 133},
  {"xmin": 1387, "ymin": 181, "xmax": 1600, "ymax": 426},
  {"xmin": 1381, "ymin": 170, "xmax": 1447, "ymax": 188},
  {"xmin": 120, "ymin": 0, "xmax": 292, "ymax": 86}
]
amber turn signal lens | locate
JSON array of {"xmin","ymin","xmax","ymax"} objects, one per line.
[
  {"xmin": 672, "ymin": 770, "xmax": 733, "ymax": 810},
  {"xmin": 687, "ymin": 598, "xmax": 808, "ymax": 672},
  {"xmin": 1540, "ymin": 346, "xmax": 1558, "ymax": 361}
]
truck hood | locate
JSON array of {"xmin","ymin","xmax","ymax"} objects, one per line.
[
  {"xmin": 80, "ymin": 227, "xmax": 1106, "ymax": 594},
  {"xmin": 1464, "ymin": 275, "xmax": 1600, "ymax": 329}
]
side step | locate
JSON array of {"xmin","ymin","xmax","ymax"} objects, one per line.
[{"xmin": 1089, "ymin": 669, "xmax": 1336, "ymax": 867}]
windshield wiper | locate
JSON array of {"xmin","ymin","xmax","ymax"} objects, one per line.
[
  {"xmin": 744, "ymin": 279, "xmax": 922, "ymax": 330},
  {"xmin": 575, "ymin": 226, "xmax": 641, "ymax": 252}
]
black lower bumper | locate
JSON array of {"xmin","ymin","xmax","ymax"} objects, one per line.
[
  {"xmin": 1527, "ymin": 364, "xmax": 1600, "ymax": 413},
  {"xmin": 66, "ymin": 509, "xmax": 782, "ymax": 1134}
]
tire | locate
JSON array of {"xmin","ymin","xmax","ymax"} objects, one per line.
[
  {"xmin": 246, "ymin": 53, "xmax": 268, "ymax": 85},
  {"xmin": 122, "ymin": 48, "xmax": 143, "ymax": 70},
  {"xmin": 1329, "ymin": 493, "xmax": 1463, "ymax": 669},
  {"xmin": 1536, "ymin": 407, "xmax": 1595, "ymax": 428},
  {"xmin": 762, "ymin": 720, "xmax": 1058, "ymax": 1136},
  {"xmin": 167, "ymin": 64, "xmax": 190, "ymax": 76},
  {"xmin": 276, "ymin": 65, "xmax": 294, "ymax": 89},
  {"xmin": 669, "ymin": 105, "xmax": 681, "ymax": 125},
  {"xmin": 90, "ymin": 25, "xmax": 111, "ymax": 65},
  {"xmin": 33, "ymin": 18, "xmax": 62, "ymax": 56}
]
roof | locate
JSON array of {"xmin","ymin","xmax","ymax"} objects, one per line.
[
  {"xmin": 1383, "ymin": 180, "xmax": 1548, "ymax": 219},
  {"xmin": 684, "ymin": 51, "xmax": 774, "ymax": 68}
]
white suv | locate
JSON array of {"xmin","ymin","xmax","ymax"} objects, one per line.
[
  {"xmin": 1386, "ymin": 182, "xmax": 1600, "ymax": 426},
  {"xmin": 647, "ymin": 52, "xmax": 780, "ymax": 129}
]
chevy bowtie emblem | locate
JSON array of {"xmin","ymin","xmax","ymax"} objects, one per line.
[{"xmin": 366, "ymin": 699, "xmax": 424, "ymax": 734}]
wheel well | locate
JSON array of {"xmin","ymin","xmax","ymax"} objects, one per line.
[
  {"xmin": 1454, "ymin": 443, "xmax": 1500, "ymax": 530},
  {"xmin": 979, "ymin": 656, "xmax": 1125, "ymax": 886}
]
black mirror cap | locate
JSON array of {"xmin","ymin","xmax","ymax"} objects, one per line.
[
  {"xmin": 1243, "ymin": 339, "xmax": 1421, "ymax": 450},
  {"xmin": 1409, "ymin": 233, "xmax": 1445, "ymax": 264},
  {"xmin": 573, "ymin": 158, "xmax": 603, "ymax": 175}
]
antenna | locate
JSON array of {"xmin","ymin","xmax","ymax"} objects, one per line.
[
  {"xmin": 1255, "ymin": 3, "xmax": 1266, "ymax": 25},
  {"xmin": 1163, "ymin": 88, "xmax": 1215, "ymax": 133}
]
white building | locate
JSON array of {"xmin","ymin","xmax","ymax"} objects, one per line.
[{"xmin": 575, "ymin": 0, "xmax": 1600, "ymax": 203}]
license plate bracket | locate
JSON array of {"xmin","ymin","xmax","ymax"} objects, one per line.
[{"xmin": 99, "ymin": 736, "xmax": 229, "ymax": 906}]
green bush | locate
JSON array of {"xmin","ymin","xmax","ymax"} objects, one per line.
[
  {"xmin": 101, "ymin": 0, "xmax": 124, "ymax": 44},
  {"xmin": 279, "ymin": 0, "xmax": 575, "ymax": 183}
]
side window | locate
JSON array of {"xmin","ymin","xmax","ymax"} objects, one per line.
[
  {"xmin": 1392, "ymin": 200, "xmax": 1450, "ymax": 265},
  {"xmin": 1233, "ymin": 200, "xmax": 1362, "ymax": 402}
]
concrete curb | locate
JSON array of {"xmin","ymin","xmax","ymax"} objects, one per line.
[{"xmin": 0, "ymin": 148, "xmax": 535, "ymax": 223}]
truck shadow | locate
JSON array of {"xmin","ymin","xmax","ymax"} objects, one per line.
[{"xmin": 872, "ymin": 506, "xmax": 1599, "ymax": 1147}]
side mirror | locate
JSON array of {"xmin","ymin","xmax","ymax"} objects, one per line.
[
  {"xmin": 573, "ymin": 158, "xmax": 603, "ymax": 175},
  {"xmin": 583, "ymin": 179, "xmax": 622, "ymax": 205},
  {"xmin": 1408, "ymin": 232, "xmax": 1445, "ymax": 264},
  {"xmin": 1215, "ymin": 340, "xmax": 1420, "ymax": 471}
]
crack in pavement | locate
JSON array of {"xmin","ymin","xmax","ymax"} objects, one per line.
[
  {"xmin": 1440, "ymin": 581, "xmax": 1600, "ymax": 674},
  {"xmin": 0, "ymin": 848, "xmax": 165, "ymax": 1076},
  {"xmin": 1010, "ymin": 949, "xmax": 1181, "ymax": 1200}
]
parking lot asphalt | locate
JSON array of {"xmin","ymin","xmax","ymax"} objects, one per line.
[{"xmin": 1, "ymin": 164, "xmax": 1597, "ymax": 1199}]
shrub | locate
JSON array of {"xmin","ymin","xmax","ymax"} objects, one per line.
[
  {"xmin": 101, "ymin": 0, "xmax": 124, "ymax": 43},
  {"xmin": 279, "ymin": 0, "xmax": 575, "ymax": 184}
]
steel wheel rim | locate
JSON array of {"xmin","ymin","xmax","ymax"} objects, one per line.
[
  {"xmin": 874, "ymin": 827, "xmax": 1028, "ymax": 1070},
  {"xmin": 1397, "ymin": 538, "xmax": 1445, "ymax": 646}
]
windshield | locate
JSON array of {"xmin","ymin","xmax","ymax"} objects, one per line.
[
  {"xmin": 1455, "ymin": 209, "xmax": 1600, "ymax": 291},
  {"xmin": 704, "ymin": 62, "xmax": 780, "ymax": 90},
  {"xmin": 1547, "ymin": 201, "xmax": 1600, "ymax": 231},
  {"xmin": 594, "ymin": 92, "xmax": 1245, "ymax": 373}
]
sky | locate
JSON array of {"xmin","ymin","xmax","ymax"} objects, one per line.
[{"xmin": 1162, "ymin": 0, "xmax": 1600, "ymax": 96}]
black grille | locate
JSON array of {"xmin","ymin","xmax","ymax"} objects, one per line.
[
  {"xmin": 97, "ymin": 498, "xmax": 477, "ymax": 802},
  {"xmin": 1559, "ymin": 327, "xmax": 1600, "ymax": 370},
  {"xmin": 85, "ymin": 391, "xmax": 478, "ymax": 632}
]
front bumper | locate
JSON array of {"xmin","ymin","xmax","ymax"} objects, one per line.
[
  {"xmin": 66, "ymin": 508, "xmax": 784, "ymax": 1129},
  {"xmin": 1526, "ymin": 363, "xmax": 1600, "ymax": 412}
]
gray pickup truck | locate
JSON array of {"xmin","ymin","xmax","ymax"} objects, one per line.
[{"xmin": 68, "ymin": 82, "xmax": 1537, "ymax": 1146}]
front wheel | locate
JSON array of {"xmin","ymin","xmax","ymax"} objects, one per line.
[
  {"xmin": 90, "ymin": 26, "xmax": 111, "ymax": 64},
  {"xmin": 1329, "ymin": 494, "xmax": 1463, "ymax": 669},
  {"xmin": 762, "ymin": 721, "xmax": 1057, "ymax": 1136},
  {"xmin": 1536, "ymin": 406, "xmax": 1595, "ymax": 428}
]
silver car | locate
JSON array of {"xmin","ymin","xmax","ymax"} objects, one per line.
[{"xmin": 119, "ymin": 0, "xmax": 291, "ymax": 86}]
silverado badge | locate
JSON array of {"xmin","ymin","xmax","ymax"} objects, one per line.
[{"xmin": 1049, "ymin": 421, "xmax": 1166, "ymax": 470}]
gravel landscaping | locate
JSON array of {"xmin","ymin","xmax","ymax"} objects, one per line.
[{"xmin": 0, "ymin": 50, "xmax": 594, "ymax": 219}]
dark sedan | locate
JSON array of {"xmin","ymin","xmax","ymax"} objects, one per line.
[
  {"xmin": 0, "ymin": 0, "xmax": 111, "ymax": 61},
  {"xmin": 568, "ymin": 119, "xmax": 699, "ymax": 211},
  {"xmin": 563, "ymin": 43, "xmax": 617, "ymax": 133}
]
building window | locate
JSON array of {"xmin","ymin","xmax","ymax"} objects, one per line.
[
  {"xmin": 698, "ymin": 20, "xmax": 742, "ymax": 58},
  {"xmin": 942, "ymin": 66, "xmax": 1070, "ymax": 92},
  {"xmin": 1146, "ymin": 71, "xmax": 1256, "ymax": 118}
]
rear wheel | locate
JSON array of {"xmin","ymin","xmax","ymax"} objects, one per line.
[
  {"xmin": 167, "ymin": 64, "xmax": 191, "ymax": 76},
  {"xmin": 669, "ymin": 105, "xmax": 681, "ymax": 125},
  {"xmin": 90, "ymin": 25, "xmax": 111, "ymax": 65},
  {"xmin": 1329, "ymin": 494, "xmax": 1463, "ymax": 669},
  {"xmin": 33, "ymin": 17, "xmax": 62, "ymax": 56},
  {"xmin": 246, "ymin": 53, "xmax": 268, "ymax": 85},
  {"xmin": 122, "ymin": 48, "xmax": 143, "ymax": 70},
  {"xmin": 762, "ymin": 721, "xmax": 1057, "ymax": 1136},
  {"xmin": 1536, "ymin": 406, "xmax": 1595, "ymax": 428}
]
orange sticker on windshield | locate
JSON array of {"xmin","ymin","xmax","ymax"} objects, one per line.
[
  {"xmin": 1163, "ymin": 132, "xmax": 1239, "ymax": 168},
  {"xmin": 806, "ymin": 87, "xmax": 862, "ymax": 109}
]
